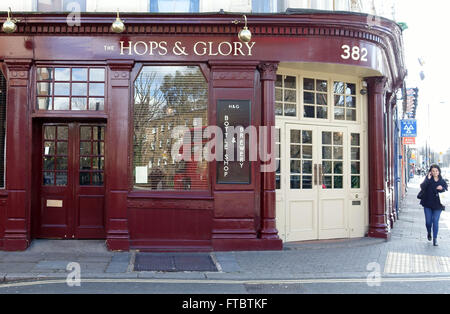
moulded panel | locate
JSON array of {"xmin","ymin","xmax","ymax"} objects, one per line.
[
  {"xmin": 275, "ymin": 200, "xmax": 286, "ymax": 241},
  {"xmin": 349, "ymin": 198, "xmax": 367, "ymax": 238},
  {"xmin": 6, "ymin": 84, "xmax": 30, "ymax": 190},
  {"xmin": 0, "ymin": 200, "xmax": 6, "ymax": 239},
  {"xmin": 107, "ymin": 191, "xmax": 127, "ymax": 218},
  {"xmin": 214, "ymin": 191, "xmax": 255, "ymax": 218},
  {"xmin": 6, "ymin": 191, "xmax": 26, "ymax": 218},
  {"xmin": 289, "ymin": 200, "xmax": 314, "ymax": 233},
  {"xmin": 128, "ymin": 208, "xmax": 212, "ymax": 241},
  {"xmin": 212, "ymin": 218, "xmax": 255, "ymax": 231},
  {"xmin": 41, "ymin": 199, "xmax": 67, "ymax": 227},
  {"xmin": 78, "ymin": 195, "xmax": 104, "ymax": 228},
  {"xmin": 320, "ymin": 198, "xmax": 345, "ymax": 230}
]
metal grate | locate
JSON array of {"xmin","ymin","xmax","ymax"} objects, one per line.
[{"xmin": 134, "ymin": 253, "xmax": 218, "ymax": 272}]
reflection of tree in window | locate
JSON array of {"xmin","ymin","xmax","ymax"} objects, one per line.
[{"xmin": 133, "ymin": 66, "xmax": 208, "ymax": 191}]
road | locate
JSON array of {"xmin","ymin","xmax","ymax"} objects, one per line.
[{"xmin": 1, "ymin": 276, "xmax": 450, "ymax": 294}]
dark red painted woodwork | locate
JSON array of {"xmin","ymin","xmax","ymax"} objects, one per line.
[
  {"xmin": 0, "ymin": 196, "xmax": 6, "ymax": 249},
  {"xmin": 0, "ymin": 13, "xmax": 406, "ymax": 251},
  {"xmin": 0, "ymin": 11, "xmax": 405, "ymax": 90},
  {"xmin": 35, "ymin": 123, "xmax": 106, "ymax": 239},
  {"xmin": 258, "ymin": 62, "xmax": 280, "ymax": 243},
  {"xmin": 3, "ymin": 59, "xmax": 32, "ymax": 251},
  {"xmin": 105, "ymin": 60, "xmax": 134, "ymax": 251},
  {"xmin": 366, "ymin": 76, "xmax": 390, "ymax": 239}
]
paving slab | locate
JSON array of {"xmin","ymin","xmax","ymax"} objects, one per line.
[{"xmin": 1, "ymin": 176, "xmax": 450, "ymax": 284}]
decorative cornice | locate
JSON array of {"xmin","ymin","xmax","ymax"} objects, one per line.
[
  {"xmin": 0, "ymin": 13, "xmax": 406, "ymax": 90},
  {"xmin": 1, "ymin": 13, "xmax": 396, "ymax": 44}
]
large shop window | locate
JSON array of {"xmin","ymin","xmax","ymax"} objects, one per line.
[
  {"xmin": 150, "ymin": 0, "xmax": 199, "ymax": 12},
  {"xmin": 36, "ymin": 67, "xmax": 105, "ymax": 111},
  {"xmin": 133, "ymin": 66, "xmax": 208, "ymax": 191},
  {"xmin": 0, "ymin": 71, "xmax": 5, "ymax": 188}
]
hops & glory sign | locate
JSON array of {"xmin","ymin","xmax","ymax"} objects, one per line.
[{"xmin": 117, "ymin": 40, "xmax": 256, "ymax": 56}]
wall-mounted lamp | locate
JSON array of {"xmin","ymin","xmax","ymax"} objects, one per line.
[
  {"xmin": 360, "ymin": 81, "xmax": 368, "ymax": 95},
  {"xmin": 232, "ymin": 15, "xmax": 252, "ymax": 43},
  {"xmin": 2, "ymin": 8, "xmax": 19, "ymax": 34},
  {"xmin": 111, "ymin": 10, "xmax": 125, "ymax": 33}
]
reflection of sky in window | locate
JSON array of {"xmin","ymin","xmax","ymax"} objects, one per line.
[
  {"xmin": 134, "ymin": 66, "xmax": 203, "ymax": 112},
  {"xmin": 55, "ymin": 68, "xmax": 71, "ymax": 81},
  {"xmin": 72, "ymin": 68, "xmax": 87, "ymax": 81},
  {"xmin": 157, "ymin": 0, "xmax": 190, "ymax": 12}
]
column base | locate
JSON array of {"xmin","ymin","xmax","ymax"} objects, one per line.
[
  {"xmin": 106, "ymin": 235, "xmax": 130, "ymax": 251},
  {"xmin": 3, "ymin": 236, "xmax": 29, "ymax": 251},
  {"xmin": 368, "ymin": 225, "xmax": 391, "ymax": 239}
]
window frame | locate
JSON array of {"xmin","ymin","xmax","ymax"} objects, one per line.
[
  {"xmin": 301, "ymin": 75, "xmax": 331, "ymax": 121},
  {"xmin": 275, "ymin": 74, "xmax": 299, "ymax": 119},
  {"xmin": 33, "ymin": 64, "xmax": 107, "ymax": 115},
  {"xmin": 275, "ymin": 68, "xmax": 361, "ymax": 125},
  {"xmin": 129, "ymin": 63, "xmax": 211, "ymax": 197}
]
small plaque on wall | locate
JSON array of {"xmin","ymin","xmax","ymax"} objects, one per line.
[
  {"xmin": 216, "ymin": 99, "xmax": 251, "ymax": 184},
  {"xmin": 47, "ymin": 200, "xmax": 63, "ymax": 207}
]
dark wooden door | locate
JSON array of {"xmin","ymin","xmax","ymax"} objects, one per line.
[{"xmin": 37, "ymin": 123, "xmax": 106, "ymax": 239}]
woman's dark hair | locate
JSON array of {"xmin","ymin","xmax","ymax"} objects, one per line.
[{"xmin": 429, "ymin": 164, "xmax": 442, "ymax": 180}]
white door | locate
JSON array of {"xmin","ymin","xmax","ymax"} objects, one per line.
[
  {"xmin": 277, "ymin": 124, "xmax": 350, "ymax": 242},
  {"xmin": 316, "ymin": 126, "xmax": 348, "ymax": 239}
]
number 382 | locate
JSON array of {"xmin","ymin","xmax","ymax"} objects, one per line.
[{"xmin": 341, "ymin": 45, "xmax": 368, "ymax": 62}]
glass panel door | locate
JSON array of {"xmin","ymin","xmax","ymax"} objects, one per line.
[
  {"xmin": 285, "ymin": 124, "xmax": 318, "ymax": 241},
  {"xmin": 277, "ymin": 124, "xmax": 351, "ymax": 242},
  {"xmin": 37, "ymin": 123, "xmax": 106, "ymax": 239},
  {"xmin": 317, "ymin": 126, "xmax": 348, "ymax": 240}
]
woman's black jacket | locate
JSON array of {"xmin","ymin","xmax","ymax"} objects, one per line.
[{"xmin": 420, "ymin": 176, "xmax": 448, "ymax": 210}]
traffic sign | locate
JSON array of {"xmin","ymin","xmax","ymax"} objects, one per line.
[
  {"xmin": 403, "ymin": 137, "xmax": 416, "ymax": 145},
  {"xmin": 401, "ymin": 119, "xmax": 417, "ymax": 137}
]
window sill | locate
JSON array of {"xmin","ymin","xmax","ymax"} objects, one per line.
[{"xmin": 128, "ymin": 190, "xmax": 213, "ymax": 200}]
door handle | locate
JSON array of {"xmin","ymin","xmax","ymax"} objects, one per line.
[
  {"xmin": 319, "ymin": 164, "xmax": 323, "ymax": 186},
  {"xmin": 314, "ymin": 164, "xmax": 318, "ymax": 186}
]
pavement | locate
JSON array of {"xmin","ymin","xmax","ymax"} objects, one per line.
[{"xmin": 1, "ymin": 175, "xmax": 450, "ymax": 284}]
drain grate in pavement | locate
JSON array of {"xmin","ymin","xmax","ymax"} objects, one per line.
[{"xmin": 134, "ymin": 253, "xmax": 218, "ymax": 272}]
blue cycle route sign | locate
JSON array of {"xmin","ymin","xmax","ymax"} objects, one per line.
[{"xmin": 400, "ymin": 119, "xmax": 417, "ymax": 137}]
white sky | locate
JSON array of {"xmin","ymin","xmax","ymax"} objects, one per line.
[{"xmin": 396, "ymin": 0, "xmax": 450, "ymax": 154}]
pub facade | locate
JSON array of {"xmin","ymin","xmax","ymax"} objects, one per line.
[{"xmin": 0, "ymin": 2, "xmax": 406, "ymax": 251}]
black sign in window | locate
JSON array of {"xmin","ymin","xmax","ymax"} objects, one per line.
[{"xmin": 216, "ymin": 100, "xmax": 251, "ymax": 184}]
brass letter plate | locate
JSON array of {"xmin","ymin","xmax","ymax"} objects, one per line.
[{"xmin": 47, "ymin": 200, "xmax": 63, "ymax": 207}]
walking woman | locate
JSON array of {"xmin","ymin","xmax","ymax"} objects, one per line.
[{"xmin": 420, "ymin": 164, "xmax": 448, "ymax": 246}]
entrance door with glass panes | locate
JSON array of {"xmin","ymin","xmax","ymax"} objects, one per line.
[
  {"xmin": 38, "ymin": 123, "xmax": 106, "ymax": 239},
  {"xmin": 278, "ymin": 124, "xmax": 352, "ymax": 241}
]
